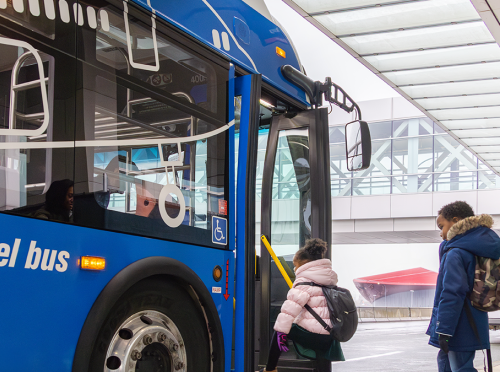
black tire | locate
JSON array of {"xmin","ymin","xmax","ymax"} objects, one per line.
[{"xmin": 89, "ymin": 276, "xmax": 211, "ymax": 372}]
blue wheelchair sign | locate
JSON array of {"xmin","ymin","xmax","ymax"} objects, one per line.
[{"xmin": 212, "ymin": 216, "xmax": 227, "ymax": 245}]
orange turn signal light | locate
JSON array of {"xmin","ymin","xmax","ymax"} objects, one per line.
[
  {"xmin": 276, "ymin": 47, "xmax": 286, "ymax": 58},
  {"xmin": 213, "ymin": 265, "xmax": 223, "ymax": 282},
  {"xmin": 81, "ymin": 256, "xmax": 106, "ymax": 270}
]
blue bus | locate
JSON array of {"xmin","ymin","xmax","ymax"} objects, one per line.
[{"xmin": 0, "ymin": 0, "xmax": 369, "ymax": 371}]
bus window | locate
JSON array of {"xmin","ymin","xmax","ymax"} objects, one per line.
[
  {"xmin": 94, "ymin": 6, "xmax": 157, "ymax": 71},
  {"xmin": 267, "ymin": 128, "xmax": 312, "ymax": 362},
  {"xmin": 0, "ymin": 37, "xmax": 56, "ymax": 211},
  {"xmin": 75, "ymin": 72, "xmax": 227, "ymax": 247},
  {"xmin": 92, "ymin": 3, "xmax": 223, "ymax": 119},
  {"xmin": 273, "ymin": 128, "xmax": 311, "ymax": 247},
  {"xmin": 0, "ymin": 0, "xmax": 56, "ymax": 39}
]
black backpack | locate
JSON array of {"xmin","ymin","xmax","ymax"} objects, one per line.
[{"xmin": 296, "ymin": 282, "xmax": 358, "ymax": 342}]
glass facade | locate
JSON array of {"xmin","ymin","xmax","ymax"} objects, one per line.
[
  {"xmin": 256, "ymin": 116, "xmax": 500, "ymax": 200},
  {"xmin": 331, "ymin": 117, "xmax": 500, "ymax": 196}
]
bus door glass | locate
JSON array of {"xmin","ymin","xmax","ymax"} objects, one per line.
[{"xmin": 259, "ymin": 108, "xmax": 331, "ymax": 371}]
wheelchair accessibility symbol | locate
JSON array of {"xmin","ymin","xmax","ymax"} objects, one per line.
[{"xmin": 212, "ymin": 216, "xmax": 227, "ymax": 245}]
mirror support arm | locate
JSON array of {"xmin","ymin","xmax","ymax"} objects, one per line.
[
  {"xmin": 318, "ymin": 77, "xmax": 362, "ymax": 120},
  {"xmin": 281, "ymin": 65, "xmax": 362, "ymax": 119}
]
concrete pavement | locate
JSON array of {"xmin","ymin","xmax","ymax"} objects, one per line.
[{"xmin": 330, "ymin": 321, "xmax": 500, "ymax": 372}]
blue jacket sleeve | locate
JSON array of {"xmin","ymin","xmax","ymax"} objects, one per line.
[{"xmin": 436, "ymin": 250, "xmax": 469, "ymax": 337}]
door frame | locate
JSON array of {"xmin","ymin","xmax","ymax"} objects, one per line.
[
  {"xmin": 234, "ymin": 73, "xmax": 262, "ymax": 372},
  {"xmin": 259, "ymin": 107, "xmax": 332, "ymax": 371}
]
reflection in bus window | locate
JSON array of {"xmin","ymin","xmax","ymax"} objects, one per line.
[
  {"xmin": 0, "ymin": 0, "xmax": 56, "ymax": 39},
  {"xmin": 274, "ymin": 129, "xmax": 311, "ymax": 247},
  {"xmin": 94, "ymin": 4, "xmax": 221, "ymax": 117},
  {"xmin": 81, "ymin": 74, "xmax": 226, "ymax": 243},
  {"xmin": 0, "ymin": 38, "xmax": 55, "ymax": 211},
  {"xmin": 32, "ymin": 179, "xmax": 74, "ymax": 222}
]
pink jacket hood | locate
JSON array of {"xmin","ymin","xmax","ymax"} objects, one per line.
[
  {"xmin": 294, "ymin": 258, "xmax": 338, "ymax": 286},
  {"xmin": 274, "ymin": 258, "xmax": 338, "ymax": 335}
]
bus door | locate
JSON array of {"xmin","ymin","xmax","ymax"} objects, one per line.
[
  {"xmin": 257, "ymin": 107, "xmax": 332, "ymax": 372},
  {"xmin": 234, "ymin": 70, "xmax": 370, "ymax": 372}
]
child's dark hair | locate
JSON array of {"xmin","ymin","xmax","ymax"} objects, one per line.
[
  {"xmin": 295, "ymin": 238, "xmax": 328, "ymax": 262},
  {"xmin": 438, "ymin": 201, "xmax": 474, "ymax": 221}
]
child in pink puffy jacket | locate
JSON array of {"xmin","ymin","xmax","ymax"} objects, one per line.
[{"xmin": 258, "ymin": 238, "xmax": 342, "ymax": 372}]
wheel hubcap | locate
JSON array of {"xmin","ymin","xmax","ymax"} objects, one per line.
[{"xmin": 105, "ymin": 310, "xmax": 187, "ymax": 372}]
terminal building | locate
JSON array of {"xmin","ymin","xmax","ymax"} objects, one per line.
[
  {"xmin": 256, "ymin": 95, "xmax": 500, "ymax": 306},
  {"xmin": 256, "ymin": 96, "xmax": 500, "ymax": 253},
  {"xmin": 272, "ymin": 0, "xmax": 500, "ymax": 247}
]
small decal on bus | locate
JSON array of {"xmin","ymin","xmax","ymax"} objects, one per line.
[
  {"xmin": 212, "ymin": 287, "xmax": 222, "ymax": 294},
  {"xmin": 212, "ymin": 216, "xmax": 227, "ymax": 245},
  {"xmin": 218, "ymin": 199, "xmax": 227, "ymax": 215}
]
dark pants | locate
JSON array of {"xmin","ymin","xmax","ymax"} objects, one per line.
[{"xmin": 265, "ymin": 331, "xmax": 331, "ymax": 371}]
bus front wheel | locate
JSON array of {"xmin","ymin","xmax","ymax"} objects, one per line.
[{"xmin": 89, "ymin": 277, "xmax": 212, "ymax": 372}]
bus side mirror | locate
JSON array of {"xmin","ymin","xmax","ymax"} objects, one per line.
[{"xmin": 345, "ymin": 120, "xmax": 371, "ymax": 171}]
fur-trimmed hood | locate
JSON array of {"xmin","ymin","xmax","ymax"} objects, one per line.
[
  {"xmin": 443, "ymin": 214, "xmax": 500, "ymax": 260},
  {"xmin": 447, "ymin": 214, "xmax": 493, "ymax": 240}
]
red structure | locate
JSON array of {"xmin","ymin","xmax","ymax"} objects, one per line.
[{"xmin": 354, "ymin": 267, "xmax": 438, "ymax": 303}]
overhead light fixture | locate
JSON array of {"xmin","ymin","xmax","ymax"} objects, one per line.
[{"xmin": 260, "ymin": 99, "xmax": 275, "ymax": 109}]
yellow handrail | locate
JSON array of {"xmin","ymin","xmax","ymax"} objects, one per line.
[{"xmin": 260, "ymin": 235, "xmax": 293, "ymax": 289}]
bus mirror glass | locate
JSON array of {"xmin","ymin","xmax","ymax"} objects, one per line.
[{"xmin": 345, "ymin": 120, "xmax": 371, "ymax": 171}]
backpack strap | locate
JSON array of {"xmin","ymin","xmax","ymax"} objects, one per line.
[
  {"xmin": 444, "ymin": 249, "xmax": 492, "ymax": 372},
  {"xmin": 487, "ymin": 349, "xmax": 493, "ymax": 372},
  {"xmin": 463, "ymin": 299, "xmax": 481, "ymax": 343},
  {"xmin": 463, "ymin": 299, "xmax": 492, "ymax": 372},
  {"xmin": 295, "ymin": 282, "xmax": 337, "ymax": 289},
  {"xmin": 303, "ymin": 304, "xmax": 332, "ymax": 333},
  {"xmin": 294, "ymin": 282, "xmax": 333, "ymax": 333},
  {"xmin": 295, "ymin": 282, "xmax": 322, "ymax": 287}
]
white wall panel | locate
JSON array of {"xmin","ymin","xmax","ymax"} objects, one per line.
[
  {"xmin": 392, "ymin": 97, "xmax": 425, "ymax": 119},
  {"xmin": 391, "ymin": 193, "xmax": 433, "ymax": 218},
  {"xmin": 477, "ymin": 190, "xmax": 500, "ymax": 215},
  {"xmin": 332, "ymin": 196, "xmax": 351, "ymax": 220},
  {"xmin": 432, "ymin": 191, "xmax": 478, "ymax": 216},
  {"xmin": 358, "ymin": 98, "xmax": 392, "ymax": 122},
  {"xmin": 355, "ymin": 218, "xmax": 393, "ymax": 232},
  {"xmin": 332, "ymin": 220, "xmax": 355, "ymax": 233},
  {"xmin": 328, "ymin": 108, "xmax": 354, "ymax": 125},
  {"xmin": 351, "ymin": 195, "xmax": 391, "ymax": 219},
  {"xmin": 394, "ymin": 217, "xmax": 436, "ymax": 231}
]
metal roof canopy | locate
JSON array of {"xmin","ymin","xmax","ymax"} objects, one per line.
[{"xmin": 283, "ymin": 0, "xmax": 500, "ymax": 174}]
